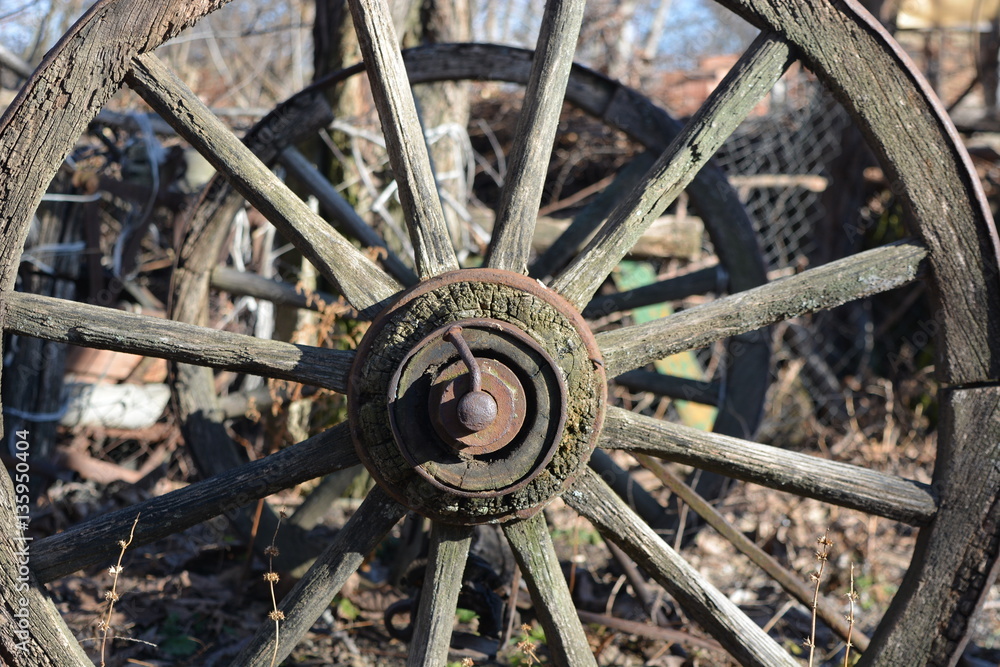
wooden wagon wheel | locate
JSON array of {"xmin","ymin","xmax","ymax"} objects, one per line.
[
  {"xmin": 173, "ymin": 42, "xmax": 770, "ymax": 573},
  {"xmin": 1, "ymin": 2, "xmax": 999, "ymax": 667}
]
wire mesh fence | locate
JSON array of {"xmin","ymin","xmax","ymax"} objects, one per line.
[{"xmin": 711, "ymin": 72, "xmax": 885, "ymax": 438}]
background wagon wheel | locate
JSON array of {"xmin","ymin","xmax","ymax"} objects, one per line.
[
  {"xmin": 174, "ymin": 42, "xmax": 770, "ymax": 573},
  {"xmin": 1, "ymin": 2, "xmax": 999, "ymax": 667}
]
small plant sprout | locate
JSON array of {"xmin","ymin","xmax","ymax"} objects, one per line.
[
  {"xmin": 806, "ymin": 530, "xmax": 834, "ymax": 667},
  {"xmin": 99, "ymin": 514, "xmax": 139, "ymax": 667},
  {"xmin": 266, "ymin": 510, "xmax": 286, "ymax": 667}
]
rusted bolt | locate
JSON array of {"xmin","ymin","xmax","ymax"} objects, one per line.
[
  {"xmin": 444, "ymin": 326, "xmax": 498, "ymax": 433},
  {"xmin": 457, "ymin": 390, "xmax": 498, "ymax": 432}
]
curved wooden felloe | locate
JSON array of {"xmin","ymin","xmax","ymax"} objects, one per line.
[{"xmin": 711, "ymin": 3, "xmax": 1000, "ymax": 663}]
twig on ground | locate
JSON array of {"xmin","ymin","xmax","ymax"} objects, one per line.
[
  {"xmin": 845, "ymin": 562, "xmax": 859, "ymax": 667},
  {"xmin": 577, "ymin": 609, "xmax": 725, "ymax": 653},
  {"xmin": 807, "ymin": 530, "xmax": 834, "ymax": 667}
]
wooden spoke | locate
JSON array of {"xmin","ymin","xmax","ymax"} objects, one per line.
[
  {"xmin": 406, "ymin": 522, "xmax": 473, "ymax": 667},
  {"xmin": 635, "ymin": 455, "xmax": 870, "ymax": 651},
  {"xmin": 530, "ymin": 151, "xmax": 658, "ymax": 280},
  {"xmin": 614, "ymin": 370, "xmax": 720, "ymax": 406},
  {"xmin": 210, "ymin": 267, "xmax": 343, "ymax": 314},
  {"xmin": 395, "ymin": 43, "xmax": 765, "ymax": 292},
  {"xmin": 602, "ymin": 406, "xmax": 937, "ymax": 524},
  {"xmin": 598, "ymin": 241, "xmax": 929, "ymax": 376},
  {"xmin": 551, "ymin": 33, "xmax": 793, "ymax": 308},
  {"xmin": 565, "ymin": 469, "xmax": 798, "ymax": 667},
  {"xmin": 125, "ymin": 53, "xmax": 399, "ymax": 315},
  {"xmin": 485, "ymin": 0, "xmax": 587, "ymax": 274},
  {"xmin": 279, "ymin": 146, "xmax": 418, "ymax": 286},
  {"xmin": 503, "ymin": 513, "xmax": 598, "ymax": 667},
  {"xmin": 235, "ymin": 486, "xmax": 405, "ymax": 667},
  {"xmin": 3, "ymin": 292, "xmax": 353, "ymax": 393},
  {"xmin": 32, "ymin": 425, "xmax": 359, "ymax": 583},
  {"xmin": 347, "ymin": 0, "xmax": 458, "ymax": 279},
  {"xmin": 583, "ymin": 264, "xmax": 722, "ymax": 319},
  {"xmin": 589, "ymin": 449, "xmax": 677, "ymax": 538}
]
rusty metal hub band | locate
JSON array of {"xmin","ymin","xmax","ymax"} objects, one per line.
[
  {"xmin": 348, "ymin": 269, "xmax": 606, "ymax": 524},
  {"xmin": 389, "ymin": 318, "xmax": 565, "ymax": 495}
]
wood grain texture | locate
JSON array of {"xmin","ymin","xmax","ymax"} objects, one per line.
[
  {"xmin": 485, "ymin": 0, "xmax": 586, "ymax": 274},
  {"xmin": 598, "ymin": 241, "xmax": 928, "ymax": 377},
  {"xmin": 551, "ymin": 33, "xmax": 792, "ymax": 308},
  {"xmin": 477, "ymin": 207, "xmax": 704, "ymax": 262},
  {"xmin": 32, "ymin": 424, "xmax": 359, "ymax": 583},
  {"xmin": 165, "ymin": 64, "xmax": 344, "ymax": 575},
  {"xmin": 714, "ymin": 0, "xmax": 1000, "ymax": 386},
  {"xmin": 279, "ymin": 146, "xmax": 418, "ymax": 285},
  {"xmin": 406, "ymin": 522, "xmax": 473, "ymax": 667},
  {"xmin": 126, "ymin": 52, "xmax": 399, "ymax": 315},
  {"xmin": 0, "ymin": 467, "xmax": 91, "ymax": 665},
  {"xmin": 861, "ymin": 386, "xmax": 1000, "ymax": 665},
  {"xmin": 602, "ymin": 406, "xmax": 937, "ymax": 524},
  {"xmin": 0, "ymin": 3, "xmax": 231, "ymax": 661},
  {"xmin": 503, "ymin": 513, "xmax": 598, "ymax": 667},
  {"xmin": 349, "ymin": 272, "xmax": 604, "ymax": 524},
  {"xmin": 398, "ymin": 43, "xmax": 766, "ymax": 292},
  {"xmin": 235, "ymin": 486, "xmax": 405, "ymax": 667},
  {"xmin": 347, "ymin": 0, "xmax": 458, "ymax": 279},
  {"xmin": 3, "ymin": 292, "xmax": 353, "ymax": 393},
  {"xmin": 565, "ymin": 469, "xmax": 797, "ymax": 667},
  {"xmin": 398, "ymin": 43, "xmax": 773, "ymax": 447},
  {"xmin": 405, "ymin": 0, "xmax": 472, "ymax": 250}
]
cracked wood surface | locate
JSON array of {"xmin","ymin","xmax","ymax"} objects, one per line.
[
  {"xmin": 3, "ymin": 292, "xmax": 353, "ymax": 393},
  {"xmin": 602, "ymin": 407, "xmax": 937, "ymax": 525},
  {"xmin": 597, "ymin": 241, "xmax": 928, "ymax": 377}
]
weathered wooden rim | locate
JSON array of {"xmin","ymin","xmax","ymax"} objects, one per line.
[{"xmin": 0, "ymin": 1, "xmax": 997, "ymax": 663}]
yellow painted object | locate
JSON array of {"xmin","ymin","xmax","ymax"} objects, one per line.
[
  {"xmin": 614, "ymin": 262, "xmax": 717, "ymax": 431},
  {"xmin": 898, "ymin": 0, "xmax": 1000, "ymax": 29}
]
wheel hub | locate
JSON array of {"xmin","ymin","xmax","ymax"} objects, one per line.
[
  {"xmin": 348, "ymin": 269, "xmax": 606, "ymax": 524},
  {"xmin": 423, "ymin": 323, "xmax": 533, "ymax": 456}
]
